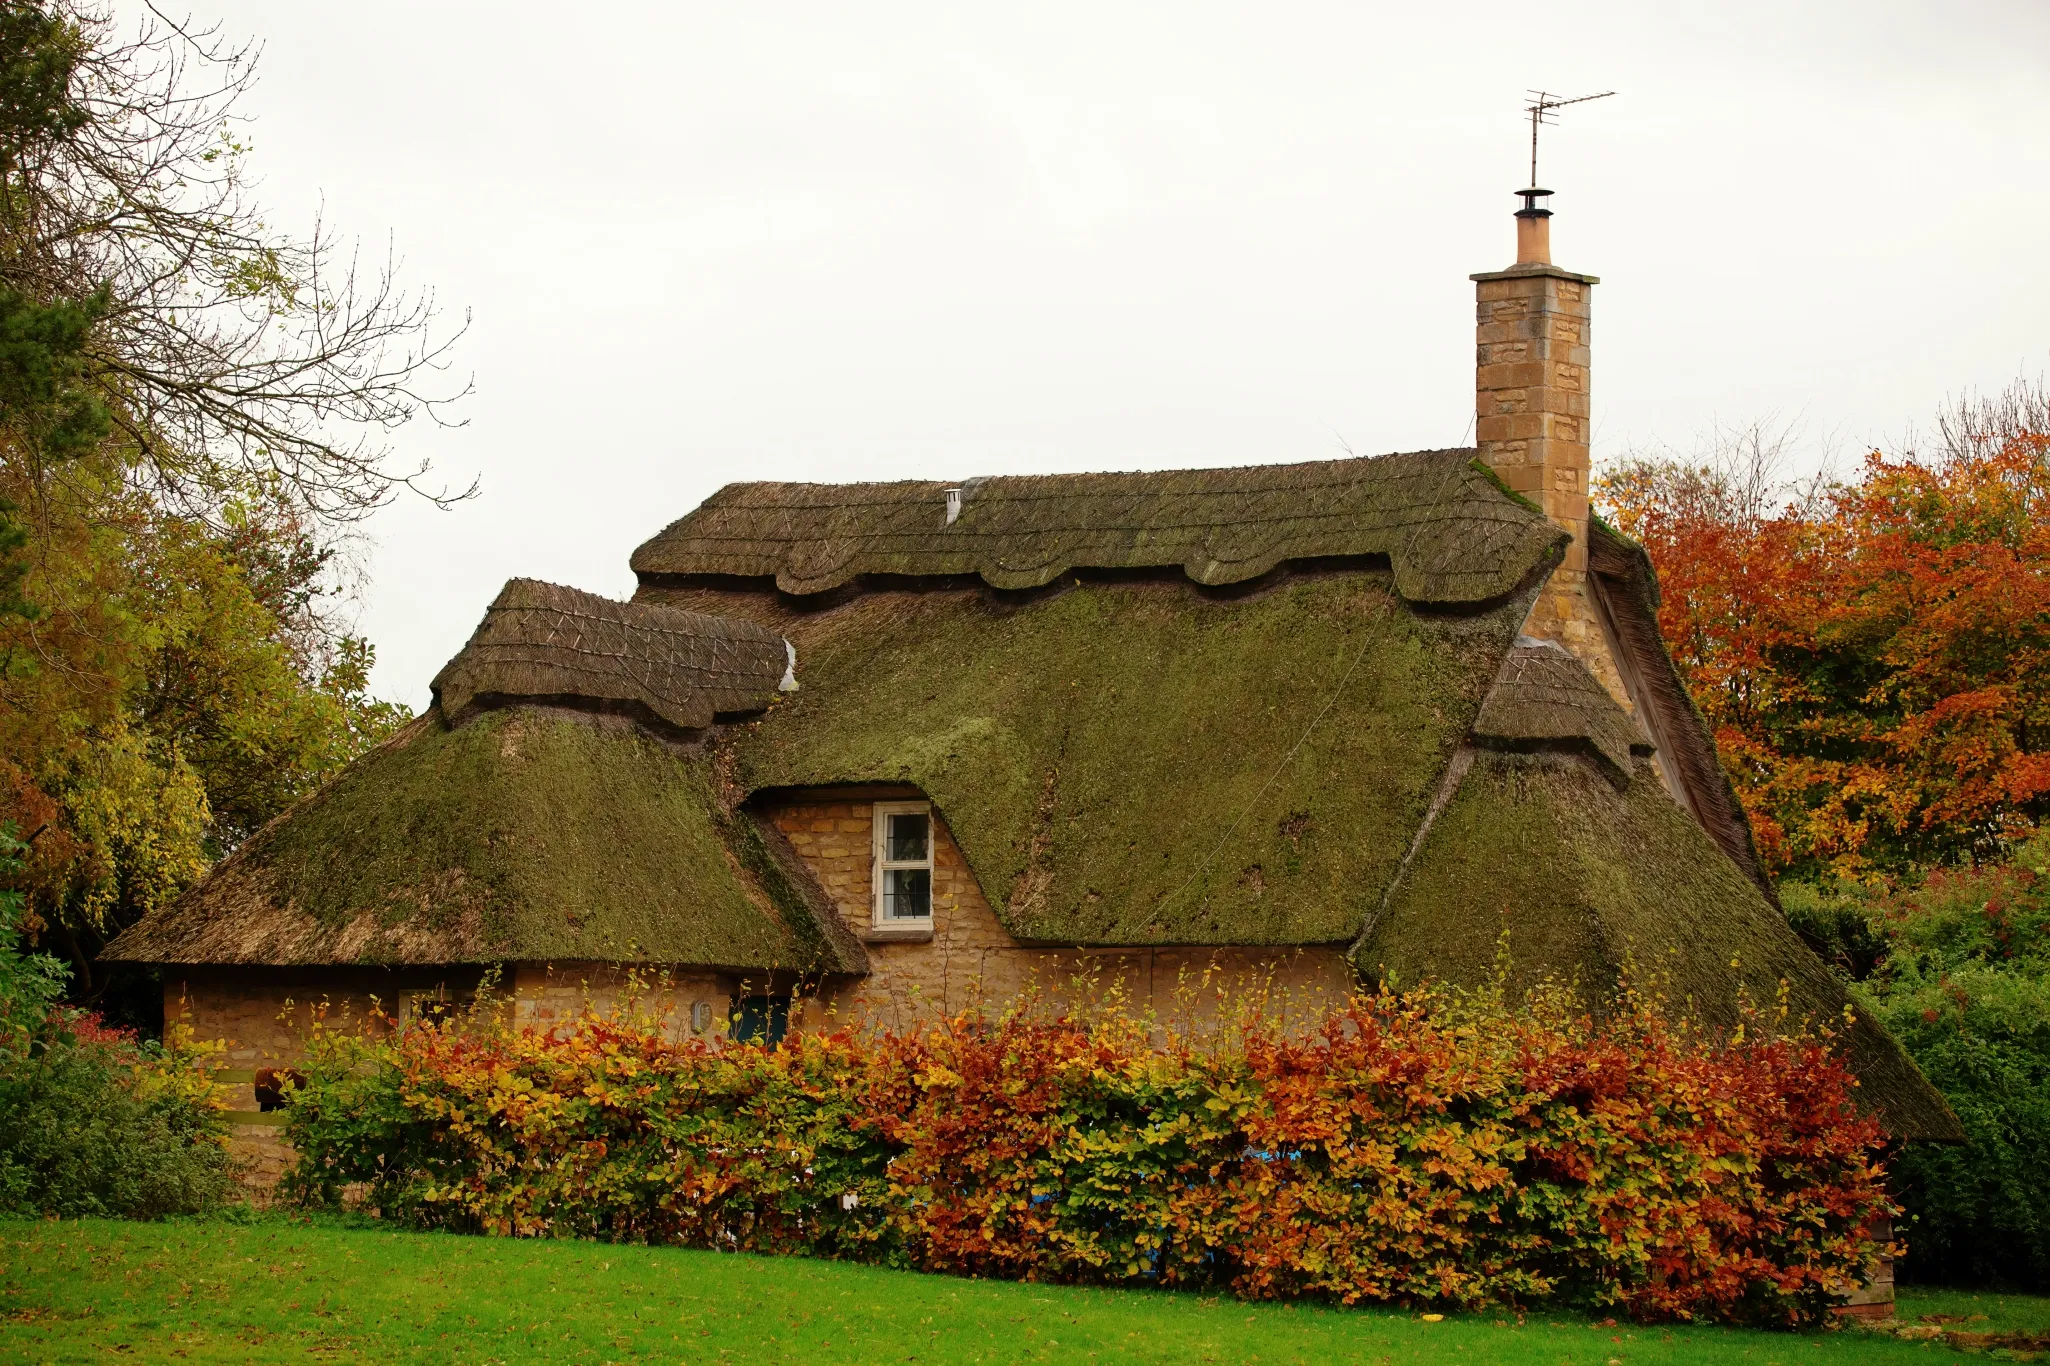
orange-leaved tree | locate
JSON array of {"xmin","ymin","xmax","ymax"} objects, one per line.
[{"xmin": 1597, "ymin": 393, "xmax": 2050, "ymax": 878}]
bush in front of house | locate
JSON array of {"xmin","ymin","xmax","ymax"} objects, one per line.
[
  {"xmin": 1786, "ymin": 841, "xmax": 2050, "ymax": 1292},
  {"xmin": 0, "ymin": 846, "xmax": 235, "ymax": 1219},
  {"xmin": 280, "ymin": 982, "xmax": 1891, "ymax": 1328},
  {"xmin": 0, "ymin": 1010, "xmax": 236, "ymax": 1219}
]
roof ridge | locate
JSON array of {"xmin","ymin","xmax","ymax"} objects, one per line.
[
  {"xmin": 431, "ymin": 578, "xmax": 795, "ymax": 733},
  {"xmin": 633, "ymin": 447, "xmax": 1565, "ymax": 604}
]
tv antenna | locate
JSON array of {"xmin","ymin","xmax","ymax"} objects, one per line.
[{"xmin": 1524, "ymin": 89, "xmax": 1614, "ymax": 189}]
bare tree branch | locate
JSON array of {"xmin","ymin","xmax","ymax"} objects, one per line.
[{"xmin": 0, "ymin": 1, "xmax": 471, "ymax": 528}]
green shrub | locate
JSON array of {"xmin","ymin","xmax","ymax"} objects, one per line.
[
  {"xmin": 1877, "ymin": 968, "xmax": 2050, "ymax": 1290},
  {"xmin": 1783, "ymin": 838, "xmax": 2050, "ymax": 1291},
  {"xmin": 0, "ymin": 1017, "xmax": 236, "ymax": 1218},
  {"xmin": 0, "ymin": 832, "xmax": 234, "ymax": 1219}
]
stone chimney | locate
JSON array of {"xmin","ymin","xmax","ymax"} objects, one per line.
[{"xmin": 1472, "ymin": 188, "xmax": 1628, "ymax": 706}]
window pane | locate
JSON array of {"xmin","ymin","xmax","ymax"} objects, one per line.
[
  {"xmin": 883, "ymin": 867, "xmax": 931, "ymax": 919},
  {"xmin": 886, "ymin": 812, "xmax": 930, "ymax": 862},
  {"xmin": 730, "ymin": 995, "xmax": 790, "ymax": 1047}
]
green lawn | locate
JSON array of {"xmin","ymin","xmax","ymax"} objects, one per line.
[{"xmin": 0, "ymin": 1215, "xmax": 2039, "ymax": 1364}]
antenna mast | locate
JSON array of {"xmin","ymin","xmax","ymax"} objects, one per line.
[{"xmin": 1524, "ymin": 89, "xmax": 1614, "ymax": 188}]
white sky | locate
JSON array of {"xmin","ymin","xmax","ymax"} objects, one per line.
[{"xmin": 151, "ymin": 0, "xmax": 2050, "ymax": 708}]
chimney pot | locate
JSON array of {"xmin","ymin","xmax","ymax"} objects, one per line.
[{"xmin": 1514, "ymin": 187, "xmax": 1553, "ymax": 266}]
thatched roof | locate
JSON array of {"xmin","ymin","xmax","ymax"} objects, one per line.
[
  {"xmin": 1357, "ymin": 746, "xmax": 1961, "ymax": 1142},
  {"xmin": 1473, "ymin": 638, "xmax": 1653, "ymax": 783},
  {"xmin": 103, "ymin": 706, "xmax": 864, "ymax": 974},
  {"xmin": 1588, "ymin": 518, "xmax": 1776, "ymax": 900},
  {"xmin": 651, "ymin": 566, "xmax": 1525, "ymax": 946},
  {"xmin": 630, "ymin": 449, "xmax": 1567, "ymax": 605},
  {"xmin": 431, "ymin": 578, "xmax": 792, "ymax": 733}
]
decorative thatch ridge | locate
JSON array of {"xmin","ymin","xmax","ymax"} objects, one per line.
[
  {"xmin": 1472, "ymin": 638, "xmax": 1653, "ymax": 783},
  {"xmin": 431, "ymin": 578, "xmax": 794, "ymax": 733},
  {"xmin": 630, "ymin": 449, "xmax": 1567, "ymax": 605}
]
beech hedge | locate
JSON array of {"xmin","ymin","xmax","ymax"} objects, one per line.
[{"xmin": 280, "ymin": 985, "xmax": 1892, "ymax": 1326}]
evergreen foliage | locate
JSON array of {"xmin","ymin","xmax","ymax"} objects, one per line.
[
  {"xmin": 0, "ymin": 830, "xmax": 232, "ymax": 1217},
  {"xmin": 1784, "ymin": 840, "xmax": 2050, "ymax": 1290}
]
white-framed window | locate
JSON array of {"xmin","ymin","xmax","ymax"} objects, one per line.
[{"xmin": 871, "ymin": 800, "xmax": 934, "ymax": 927}]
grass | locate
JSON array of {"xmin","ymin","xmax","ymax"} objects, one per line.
[
  {"xmin": 1894, "ymin": 1284, "xmax": 2050, "ymax": 1340},
  {"xmin": 0, "ymin": 1214, "xmax": 2040, "ymax": 1365}
]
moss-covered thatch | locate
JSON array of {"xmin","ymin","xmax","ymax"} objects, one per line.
[
  {"xmin": 431, "ymin": 578, "xmax": 792, "ymax": 732},
  {"xmin": 1356, "ymin": 748, "xmax": 1961, "ymax": 1141},
  {"xmin": 631, "ymin": 450, "xmax": 1566, "ymax": 606},
  {"xmin": 1588, "ymin": 518, "xmax": 1775, "ymax": 900},
  {"xmin": 102, "ymin": 707, "xmax": 863, "ymax": 973},
  {"xmin": 656, "ymin": 569, "xmax": 1527, "ymax": 946},
  {"xmin": 1473, "ymin": 638, "xmax": 1652, "ymax": 783}
]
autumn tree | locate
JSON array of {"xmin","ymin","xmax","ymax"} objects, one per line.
[
  {"xmin": 0, "ymin": 2, "xmax": 453, "ymax": 999},
  {"xmin": 1597, "ymin": 390, "xmax": 2050, "ymax": 878}
]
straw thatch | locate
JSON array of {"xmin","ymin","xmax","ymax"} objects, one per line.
[
  {"xmin": 630, "ymin": 449, "xmax": 1567, "ymax": 605},
  {"xmin": 1357, "ymin": 746, "xmax": 1962, "ymax": 1142},
  {"xmin": 431, "ymin": 578, "xmax": 792, "ymax": 733},
  {"xmin": 102, "ymin": 706, "xmax": 864, "ymax": 974},
  {"xmin": 1472, "ymin": 638, "xmax": 1653, "ymax": 783}
]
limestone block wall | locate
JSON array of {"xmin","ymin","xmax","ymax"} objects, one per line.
[
  {"xmin": 225, "ymin": 1122, "xmax": 293, "ymax": 1203},
  {"xmin": 1472, "ymin": 264, "xmax": 1634, "ymax": 715},
  {"xmin": 507, "ymin": 962, "xmax": 739, "ymax": 1041},
  {"xmin": 164, "ymin": 967, "xmax": 455, "ymax": 1117},
  {"xmin": 765, "ymin": 793, "xmax": 1358, "ymax": 1033},
  {"xmin": 164, "ymin": 962, "xmax": 744, "ymax": 1076},
  {"xmin": 164, "ymin": 968, "xmax": 418, "ymax": 1071}
]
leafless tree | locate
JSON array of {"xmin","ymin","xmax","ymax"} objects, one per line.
[
  {"xmin": 1931, "ymin": 375, "xmax": 2050, "ymax": 463},
  {"xmin": 0, "ymin": 0, "xmax": 470, "ymax": 527},
  {"xmin": 1599, "ymin": 414, "xmax": 1836, "ymax": 533}
]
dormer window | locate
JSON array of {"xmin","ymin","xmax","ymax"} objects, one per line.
[{"xmin": 872, "ymin": 801, "xmax": 934, "ymax": 926}]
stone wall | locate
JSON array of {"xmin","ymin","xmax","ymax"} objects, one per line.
[
  {"xmin": 1471, "ymin": 263, "xmax": 1633, "ymax": 716},
  {"xmin": 225, "ymin": 1120, "xmax": 293, "ymax": 1203},
  {"xmin": 165, "ymin": 961, "xmax": 745, "ymax": 1078},
  {"xmin": 506, "ymin": 962, "xmax": 739, "ymax": 1041},
  {"xmin": 168, "ymin": 961, "xmax": 755, "ymax": 1194},
  {"xmin": 163, "ymin": 968, "xmax": 432, "ymax": 1088},
  {"xmin": 766, "ymin": 793, "xmax": 1358, "ymax": 1033}
]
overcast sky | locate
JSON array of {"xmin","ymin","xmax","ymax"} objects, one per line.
[{"xmin": 149, "ymin": 0, "xmax": 2050, "ymax": 707}]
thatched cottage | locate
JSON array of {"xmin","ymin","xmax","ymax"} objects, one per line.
[{"xmin": 104, "ymin": 198, "xmax": 1960, "ymax": 1146}]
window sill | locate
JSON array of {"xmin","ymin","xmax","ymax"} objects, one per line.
[{"xmin": 861, "ymin": 923, "xmax": 935, "ymax": 944}]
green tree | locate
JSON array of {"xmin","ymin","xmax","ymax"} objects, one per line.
[
  {"xmin": 0, "ymin": 1, "xmax": 455, "ymax": 1001},
  {"xmin": 1784, "ymin": 844, "xmax": 2050, "ymax": 1290}
]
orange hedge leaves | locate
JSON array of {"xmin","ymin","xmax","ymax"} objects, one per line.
[{"xmin": 282, "ymin": 988, "xmax": 1891, "ymax": 1327}]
